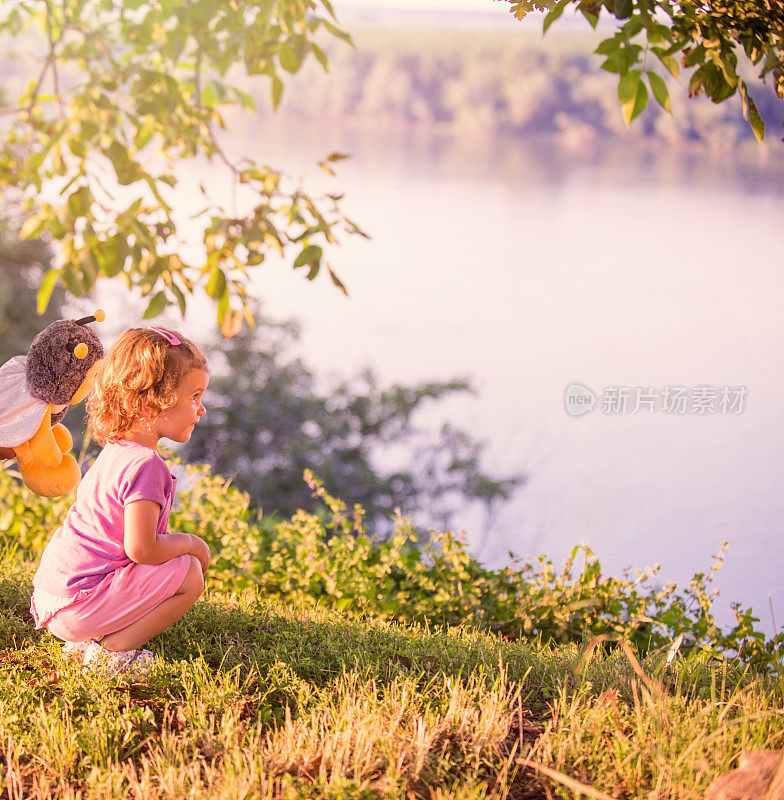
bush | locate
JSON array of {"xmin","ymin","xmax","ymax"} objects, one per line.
[{"xmin": 2, "ymin": 458, "xmax": 781, "ymax": 672}]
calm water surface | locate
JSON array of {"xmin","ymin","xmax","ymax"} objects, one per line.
[{"xmin": 173, "ymin": 119, "xmax": 784, "ymax": 628}]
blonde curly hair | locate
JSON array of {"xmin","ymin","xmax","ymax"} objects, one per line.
[{"xmin": 87, "ymin": 327, "xmax": 208, "ymax": 445}]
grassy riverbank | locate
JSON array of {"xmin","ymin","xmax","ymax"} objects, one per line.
[
  {"xmin": 1, "ymin": 558, "xmax": 782, "ymax": 799},
  {"xmin": 2, "ymin": 461, "xmax": 783, "ymax": 797}
]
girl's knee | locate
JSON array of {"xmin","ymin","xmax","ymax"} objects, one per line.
[{"xmin": 180, "ymin": 555, "xmax": 204, "ymax": 598}]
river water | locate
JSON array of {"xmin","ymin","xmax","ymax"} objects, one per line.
[
  {"xmin": 96, "ymin": 115, "xmax": 784, "ymax": 630},
  {"xmin": 201, "ymin": 119, "xmax": 782, "ymax": 629}
]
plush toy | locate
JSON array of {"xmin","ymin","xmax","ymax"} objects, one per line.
[{"xmin": 0, "ymin": 311, "xmax": 105, "ymax": 497}]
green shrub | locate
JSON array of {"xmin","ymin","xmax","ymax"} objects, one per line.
[
  {"xmin": 0, "ymin": 466, "xmax": 73, "ymax": 555},
  {"xmin": 2, "ymin": 458, "xmax": 781, "ymax": 672}
]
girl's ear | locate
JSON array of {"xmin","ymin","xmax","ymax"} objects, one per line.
[{"xmin": 137, "ymin": 398, "xmax": 158, "ymax": 433}]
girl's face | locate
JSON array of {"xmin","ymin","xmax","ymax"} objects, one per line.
[{"xmin": 154, "ymin": 368, "xmax": 209, "ymax": 444}]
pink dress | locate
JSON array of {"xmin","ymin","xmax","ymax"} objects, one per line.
[{"xmin": 30, "ymin": 440, "xmax": 191, "ymax": 642}]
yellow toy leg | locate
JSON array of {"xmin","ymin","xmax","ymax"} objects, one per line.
[
  {"xmin": 13, "ymin": 441, "xmax": 81, "ymax": 498},
  {"xmin": 28, "ymin": 409, "xmax": 62, "ymax": 469},
  {"xmin": 13, "ymin": 416, "xmax": 81, "ymax": 498},
  {"xmin": 52, "ymin": 423, "xmax": 73, "ymax": 453}
]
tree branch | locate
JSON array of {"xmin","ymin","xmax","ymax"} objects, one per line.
[
  {"xmin": 195, "ymin": 41, "xmax": 203, "ymax": 107},
  {"xmin": 43, "ymin": 0, "xmax": 65, "ymax": 120}
]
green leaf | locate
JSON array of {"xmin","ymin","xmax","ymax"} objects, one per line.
[
  {"xmin": 318, "ymin": 160, "xmax": 336, "ymax": 176},
  {"xmin": 543, "ymin": 0, "xmax": 570, "ymax": 34},
  {"xmin": 618, "ymin": 69, "xmax": 642, "ymax": 104},
  {"xmin": 322, "ymin": 19, "xmax": 353, "ymax": 45},
  {"xmin": 206, "ymin": 266, "xmax": 227, "ymax": 299},
  {"xmin": 595, "ymin": 37, "xmax": 620, "ymax": 56},
  {"xmin": 653, "ymin": 47, "xmax": 680, "ymax": 78},
  {"xmin": 579, "ymin": 6, "xmax": 599, "ymax": 28},
  {"xmin": 7, "ymin": 6, "xmax": 23, "ymax": 35},
  {"xmin": 202, "ymin": 82, "xmax": 217, "ymax": 109},
  {"xmin": 622, "ymin": 76, "xmax": 648, "ymax": 126},
  {"xmin": 95, "ymin": 235, "xmax": 128, "ymax": 277},
  {"xmin": 171, "ymin": 283, "xmax": 187, "ymax": 317},
  {"xmin": 614, "ymin": 0, "xmax": 633, "ymax": 18},
  {"xmin": 601, "ymin": 53, "xmax": 624, "ymax": 73},
  {"xmin": 646, "ymin": 71, "xmax": 671, "ymax": 113},
  {"xmin": 279, "ymin": 43, "xmax": 300, "ymax": 73},
  {"xmin": 0, "ymin": 0, "xmax": 361, "ymax": 334},
  {"xmin": 746, "ymin": 95, "xmax": 765, "ymax": 142},
  {"xmin": 293, "ymin": 244, "xmax": 323, "ymax": 269},
  {"xmin": 217, "ymin": 290, "xmax": 230, "ymax": 322},
  {"xmin": 602, "ymin": 45, "xmax": 640, "ymax": 74},
  {"xmin": 62, "ymin": 264, "xmax": 85, "ymax": 296},
  {"xmin": 19, "ymin": 209, "xmax": 47, "ymax": 240},
  {"xmin": 80, "ymin": 120, "xmax": 100, "ymax": 141},
  {"xmin": 327, "ymin": 265, "xmax": 347, "ymax": 296},
  {"xmin": 66, "ymin": 186, "xmax": 91, "ymax": 220},
  {"xmin": 107, "ymin": 140, "xmax": 137, "ymax": 186},
  {"xmin": 271, "ymin": 73, "xmax": 284, "ymax": 110},
  {"xmin": 683, "ymin": 43, "xmax": 706, "ymax": 69},
  {"xmin": 36, "ymin": 269, "xmax": 60, "ymax": 315},
  {"xmin": 647, "ymin": 23, "xmax": 672, "ymax": 46},
  {"xmin": 738, "ymin": 80, "xmax": 764, "ymax": 141},
  {"xmin": 710, "ymin": 50, "xmax": 738, "ymax": 90},
  {"xmin": 143, "ymin": 290, "xmax": 168, "ymax": 319},
  {"xmin": 78, "ymin": 251, "xmax": 99, "ymax": 292},
  {"xmin": 219, "ymin": 307, "xmax": 243, "ymax": 338},
  {"xmin": 234, "ymin": 88, "xmax": 257, "ymax": 111},
  {"xmin": 621, "ymin": 13, "xmax": 643, "ymax": 35},
  {"xmin": 311, "ymin": 42, "xmax": 329, "ymax": 71}
]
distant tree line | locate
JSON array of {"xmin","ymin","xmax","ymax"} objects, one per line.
[
  {"xmin": 503, "ymin": 0, "xmax": 783, "ymax": 142},
  {"xmin": 253, "ymin": 28, "xmax": 782, "ymax": 148}
]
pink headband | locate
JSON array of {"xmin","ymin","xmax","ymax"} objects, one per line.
[{"xmin": 147, "ymin": 326, "xmax": 180, "ymax": 345}]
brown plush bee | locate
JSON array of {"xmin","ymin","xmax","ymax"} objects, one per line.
[{"xmin": 0, "ymin": 311, "xmax": 105, "ymax": 497}]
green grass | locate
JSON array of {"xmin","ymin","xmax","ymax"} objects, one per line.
[{"xmin": 1, "ymin": 560, "xmax": 782, "ymax": 800}]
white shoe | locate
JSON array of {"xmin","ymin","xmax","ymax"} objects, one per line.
[
  {"xmin": 82, "ymin": 641, "xmax": 155, "ymax": 677},
  {"xmin": 62, "ymin": 641, "xmax": 91, "ymax": 662}
]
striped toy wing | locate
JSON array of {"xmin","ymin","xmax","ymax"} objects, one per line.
[{"xmin": 0, "ymin": 355, "xmax": 48, "ymax": 448}]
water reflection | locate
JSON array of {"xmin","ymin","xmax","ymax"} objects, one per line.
[
  {"xmin": 225, "ymin": 111, "xmax": 784, "ymax": 196},
  {"xmin": 212, "ymin": 116, "xmax": 784, "ymax": 628},
  {"xmin": 110, "ymin": 111, "xmax": 783, "ymax": 629}
]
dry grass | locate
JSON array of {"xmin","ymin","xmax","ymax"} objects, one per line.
[{"xmin": 0, "ymin": 562, "xmax": 781, "ymax": 799}]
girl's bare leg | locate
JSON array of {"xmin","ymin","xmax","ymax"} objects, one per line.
[{"xmin": 98, "ymin": 555, "xmax": 204, "ymax": 652}]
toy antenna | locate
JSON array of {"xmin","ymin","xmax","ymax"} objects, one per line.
[
  {"xmin": 74, "ymin": 309, "xmax": 106, "ymax": 326},
  {"xmin": 66, "ymin": 309, "xmax": 106, "ymax": 358}
]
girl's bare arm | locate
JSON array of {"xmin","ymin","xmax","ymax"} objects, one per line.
[{"xmin": 124, "ymin": 499, "xmax": 210, "ymax": 572}]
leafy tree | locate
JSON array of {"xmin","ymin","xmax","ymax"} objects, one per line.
[
  {"xmin": 0, "ymin": 254, "xmax": 522, "ymax": 527},
  {"xmin": 182, "ymin": 309, "xmax": 525, "ymax": 532},
  {"xmin": 0, "ymin": 203, "xmax": 106, "ymax": 459},
  {"xmin": 0, "ymin": 205, "xmax": 71, "ymax": 460},
  {"xmin": 505, "ymin": 0, "xmax": 784, "ymax": 140},
  {"xmin": 0, "ymin": 0, "xmax": 363, "ymax": 335},
  {"xmin": 0, "ymin": 217, "xmax": 64, "ymax": 364}
]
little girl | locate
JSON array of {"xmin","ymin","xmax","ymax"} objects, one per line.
[{"xmin": 30, "ymin": 326, "xmax": 211, "ymax": 675}]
